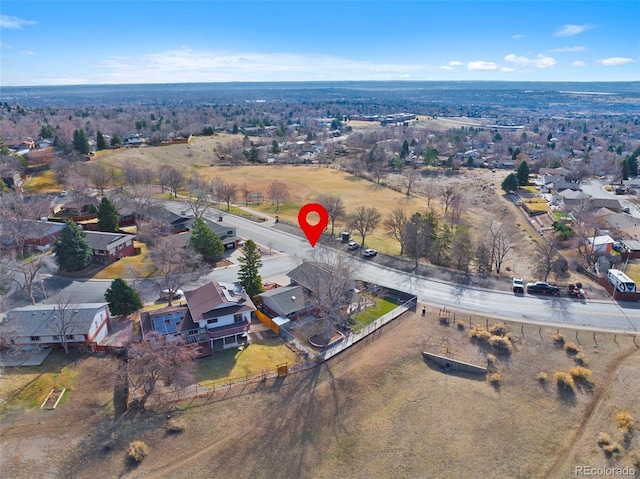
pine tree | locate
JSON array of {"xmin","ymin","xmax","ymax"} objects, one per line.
[
  {"xmin": 188, "ymin": 217, "xmax": 224, "ymax": 263},
  {"xmin": 72, "ymin": 129, "xmax": 90, "ymax": 154},
  {"xmin": 53, "ymin": 221, "xmax": 92, "ymax": 271},
  {"xmin": 516, "ymin": 160, "xmax": 530, "ymax": 186},
  {"xmin": 501, "ymin": 173, "xmax": 519, "ymax": 193},
  {"xmin": 104, "ymin": 278, "xmax": 143, "ymax": 316},
  {"xmin": 96, "ymin": 131, "xmax": 106, "ymax": 150},
  {"xmin": 237, "ymin": 239, "xmax": 263, "ymax": 298},
  {"xmin": 97, "ymin": 196, "xmax": 119, "ymax": 232}
]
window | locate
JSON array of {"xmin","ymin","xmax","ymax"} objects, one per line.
[
  {"xmin": 66, "ymin": 335, "xmax": 74, "ymax": 340},
  {"xmin": 234, "ymin": 313, "xmax": 243, "ymax": 323},
  {"xmin": 53, "ymin": 335, "xmax": 60, "ymax": 341},
  {"xmin": 30, "ymin": 336, "xmax": 41, "ymax": 342},
  {"xmin": 207, "ymin": 318, "xmax": 218, "ymax": 324},
  {"xmin": 227, "ymin": 231, "xmax": 233, "ymax": 235}
]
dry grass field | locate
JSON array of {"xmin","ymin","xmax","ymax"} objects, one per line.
[{"xmin": 1, "ymin": 306, "xmax": 638, "ymax": 479}]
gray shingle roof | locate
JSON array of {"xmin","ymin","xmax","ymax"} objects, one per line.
[{"xmin": 0, "ymin": 303, "xmax": 108, "ymax": 337}]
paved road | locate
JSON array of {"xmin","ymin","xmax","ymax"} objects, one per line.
[{"xmin": 26, "ymin": 199, "xmax": 640, "ymax": 334}]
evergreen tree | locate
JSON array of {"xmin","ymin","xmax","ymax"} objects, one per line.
[
  {"xmin": 422, "ymin": 146, "xmax": 439, "ymax": 166},
  {"xmin": 39, "ymin": 124, "xmax": 56, "ymax": 139},
  {"xmin": 271, "ymin": 140, "xmax": 280, "ymax": 154},
  {"xmin": 516, "ymin": 160, "xmax": 530, "ymax": 186},
  {"xmin": 104, "ymin": 278, "xmax": 143, "ymax": 316},
  {"xmin": 400, "ymin": 140, "xmax": 409, "ymax": 159},
  {"xmin": 110, "ymin": 133, "xmax": 121, "ymax": 147},
  {"xmin": 97, "ymin": 196, "xmax": 119, "ymax": 232},
  {"xmin": 72, "ymin": 129, "xmax": 90, "ymax": 154},
  {"xmin": 96, "ymin": 130, "xmax": 106, "ymax": 150},
  {"xmin": 53, "ymin": 221, "xmax": 92, "ymax": 271},
  {"xmin": 237, "ymin": 239, "xmax": 263, "ymax": 298},
  {"xmin": 501, "ymin": 173, "xmax": 519, "ymax": 193},
  {"xmin": 244, "ymin": 145, "xmax": 259, "ymax": 163},
  {"xmin": 188, "ymin": 217, "xmax": 224, "ymax": 263},
  {"xmin": 622, "ymin": 158, "xmax": 630, "ymax": 181}
]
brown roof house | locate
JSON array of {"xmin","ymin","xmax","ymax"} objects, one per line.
[
  {"xmin": 140, "ymin": 281, "xmax": 255, "ymax": 353},
  {"xmin": 84, "ymin": 231, "xmax": 136, "ymax": 264}
]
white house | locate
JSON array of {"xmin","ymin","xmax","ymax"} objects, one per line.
[{"xmin": 0, "ymin": 303, "xmax": 111, "ymax": 349}]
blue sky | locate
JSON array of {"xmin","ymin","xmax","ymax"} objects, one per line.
[{"xmin": 1, "ymin": 1, "xmax": 638, "ymax": 85}]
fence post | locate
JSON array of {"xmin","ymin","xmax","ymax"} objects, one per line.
[{"xmin": 593, "ymin": 332, "xmax": 597, "ymax": 346}]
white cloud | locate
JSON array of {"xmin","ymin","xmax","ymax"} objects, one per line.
[
  {"xmin": 94, "ymin": 47, "xmax": 436, "ymax": 83},
  {"xmin": 439, "ymin": 66, "xmax": 455, "ymax": 71},
  {"xmin": 500, "ymin": 67, "xmax": 517, "ymax": 73},
  {"xmin": 0, "ymin": 15, "xmax": 37, "ymax": 29},
  {"xmin": 512, "ymin": 34, "xmax": 525, "ymax": 40},
  {"xmin": 548, "ymin": 46, "xmax": 587, "ymax": 53},
  {"xmin": 504, "ymin": 53, "xmax": 557, "ymax": 69},
  {"xmin": 20, "ymin": 51, "xmax": 36, "ymax": 56},
  {"xmin": 553, "ymin": 24, "xmax": 594, "ymax": 37},
  {"xmin": 449, "ymin": 61, "xmax": 464, "ymax": 66},
  {"xmin": 572, "ymin": 61, "xmax": 586, "ymax": 67},
  {"xmin": 598, "ymin": 57, "xmax": 634, "ymax": 66},
  {"xmin": 467, "ymin": 61, "xmax": 498, "ymax": 71}
]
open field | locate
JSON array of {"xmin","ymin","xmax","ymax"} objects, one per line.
[{"xmin": 1, "ymin": 306, "xmax": 637, "ymax": 479}]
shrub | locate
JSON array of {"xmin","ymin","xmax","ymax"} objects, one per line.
[
  {"xmin": 554, "ymin": 371, "xmax": 575, "ymax": 392},
  {"xmin": 470, "ymin": 325, "xmax": 491, "ymax": 343},
  {"xmin": 127, "ymin": 441, "xmax": 150, "ymax": 463},
  {"xmin": 564, "ymin": 342, "xmax": 581, "ymax": 355},
  {"xmin": 569, "ymin": 366, "xmax": 592, "ymax": 383},
  {"xmin": 489, "ymin": 335, "xmax": 513, "ymax": 353},
  {"xmin": 597, "ymin": 432, "xmax": 612, "ymax": 447},
  {"xmin": 616, "ymin": 411, "xmax": 636, "ymax": 433},
  {"xmin": 488, "ymin": 372, "xmax": 502, "ymax": 385},
  {"xmin": 574, "ymin": 352, "xmax": 589, "ymax": 366},
  {"xmin": 537, "ymin": 371, "xmax": 548, "ymax": 383},
  {"xmin": 166, "ymin": 419, "xmax": 185, "ymax": 434},
  {"xmin": 551, "ymin": 333, "xmax": 566, "ymax": 345},
  {"xmin": 489, "ymin": 322, "xmax": 509, "ymax": 337},
  {"xmin": 456, "ymin": 320, "xmax": 465, "ymax": 331},
  {"xmin": 629, "ymin": 450, "xmax": 640, "ymax": 468}
]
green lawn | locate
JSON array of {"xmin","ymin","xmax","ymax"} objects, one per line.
[
  {"xmin": 350, "ymin": 297, "xmax": 398, "ymax": 332},
  {"xmin": 195, "ymin": 337, "xmax": 298, "ymax": 386},
  {"xmin": 0, "ymin": 349, "xmax": 77, "ymax": 411}
]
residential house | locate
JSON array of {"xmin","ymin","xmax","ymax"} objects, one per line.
[
  {"xmin": 553, "ymin": 181, "xmax": 582, "ymax": 193},
  {"xmin": 0, "ymin": 303, "xmax": 111, "ymax": 349},
  {"xmin": 140, "ymin": 281, "xmax": 256, "ymax": 352},
  {"xmin": 602, "ymin": 213, "xmax": 640, "ymax": 240},
  {"xmin": 147, "ymin": 207, "xmax": 190, "ymax": 234},
  {"xmin": 558, "ymin": 189, "xmax": 588, "ymax": 211},
  {"xmin": 258, "ymin": 286, "xmax": 308, "ymax": 319},
  {"xmin": 84, "ymin": 231, "xmax": 136, "ymax": 264},
  {"xmin": 588, "ymin": 198, "xmax": 623, "ymax": 213},
  {"xmin": 1, "ymin": 219, "xmax": 64, "ymax": 252},
  {"xmin": 172, "ymin": 218, "xmax": 240, "ymax": 250},
  {"xmin": 587, "ymin": 235, "xmax": 615, "ymax": 255},
  {"xmin": 54, "ymin": 197, "xmax": 100, "ymax": 221}
]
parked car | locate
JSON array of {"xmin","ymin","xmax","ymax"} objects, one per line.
[
  {"xmin": 512, "ymin": 277, "xmax": 524, "ymax": 294},
  {"xmin": 363, "ymin": 248, "xmax": 378, "ymax": 258},
  {"xmin": 347, "ymin": 241, "xmax": 360, "ymax": 251},
  {"xmin": 526, "ymin": 281, "xmax": 560, "ymax": 295},
  {"xmin": 161, "ymin": 289, "xmax": 184, "ymax": 300}
]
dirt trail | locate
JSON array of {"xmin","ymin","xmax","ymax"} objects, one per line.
[{"xmin": 544, "ymin": 346, "xmax": 640, "ymax": 478}]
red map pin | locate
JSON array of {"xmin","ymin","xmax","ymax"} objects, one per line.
[{"xmin": 298, "ymin": 203, "xmax": 329, "ymax": 248}]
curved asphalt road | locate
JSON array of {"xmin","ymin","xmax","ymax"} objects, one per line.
[{"xmin": 38, "ymin": 200, "xmax": 640, "ymax": 335}]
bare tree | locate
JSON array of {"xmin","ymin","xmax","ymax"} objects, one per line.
[
  {"xmin": 186, "ymin": 173, "xmax": 212, "ymax": 218},
  {"xmin": 1, "ymin": 256, "xmax": 46, "ymax": 304},
  {"xmin": 160, "ymin": 166, "xmax": 185, "ymax": 198},
  {"xmin": 123, "ymin": 160, "xmax": 145, "ymax": 187},
  {"xmin": 348, "ymin": 206, "xmax": 382, "ymax": 248},
  {"xmin": 370, "ymin": 159, "xmax": 387, "ymax": 186},
  {"xmin": 450, "ymin": 191, "xmax": 466, "ymax": 224},
  {"xmin": 440, "ymin": 184, "xmax": 457, "ymax": 218},
  {"xmin": 86, "ymin": 163, "xmax": 111, "ymax": 195},
  {"xmin": 0, "ymin": 192, "xmax": 52, "ymax": 256},
  {"xmin": 317, "ymin": 194, "xmax": 346, "ymax": 236},
  {"xmin": 211, "ymin": 177, "xmax": 237, "ymax": 211},
  {"xmin": 487, "ymin": 220, "xmax": 515, "ymax": 274},
  {"xmin": 46, "ymin": 293, "xmax": 83, "ymax": 356},
  {"xmin": 125, "ymin": 332, "xmax": 198, "ymax": 409},
  {"xmin": 535, "ymin": 238, "xmax": 559, "ymax": 281},
  {"xmin": 401, "ymin": 169, "xmax": 421, "ymax": 197},
  {"xmin": 295, "ymin": 248, "xmax": 358, "ymax": 337},
  {"xmin": 147, "ymin": 236, "xmax": 206, "ymax": 306},
  {"xmin": 574, "ymin": 211, "xmax": 599, "ymax": 267},
  {"xmin": 422, "ymin": 181, "xmax": 438, "ymax": 209},
  {"xmin": 384, "ymin": 207, "xmax": 408, "ymax": 255},
  {"xmin": 269, "ymin": 180, "xmax": 289, "ymax": 212}
]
